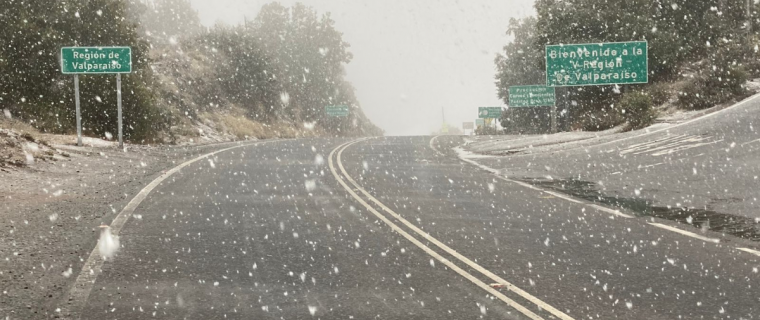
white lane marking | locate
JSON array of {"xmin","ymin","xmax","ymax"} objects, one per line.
[
  {"xmin": 648, "ymin": 222, "xmax": 720, "ymax": 243},
  {"xmin": 650, "ymin": 139, "xmax": 722, "ymax": 156},
  {"xmin": 454, "ymin": 145, "xmax": 631, "ymax": 220},
  {"xmin": 543, "ymin": 191, "xmax": 584, "ymax": 204},
  {"xmin": 638, "ymin": 162, "xmax": 664, "ymax": 169},
  {"xmin": 451, "ymin": 140, "xmax": 760, "ymax": 260},
  {"xmin": 62, "ymin": 140, "xmax": 268, "ymax": 319},
  {"xmin": 636, "ymin": 136, "xmax": 708, "ymax": 155},
  {"xmin": 588, "ymin": 204, "xmax": 634, "ymax": 219},
  {"xmin": 619, "ymin": 135, "xmax": 690, "ymax": 155},
  {"xmin": 429, "ymin": 135, "xmax": 444, "ymax": 156},
  {"xmin": 737, "ymin": 247, "xmax": 760, "ymax": 256},
  {"xmin": 618, "ymin": 134, "xmax": 719, "ymax": 157},
  {"xmin": 740, "ymin": 138, "xmax": 760, "ymax": 146},
  {"xmin": 333, "ymin": 140, "xmax": 574, "ymax": 320}
]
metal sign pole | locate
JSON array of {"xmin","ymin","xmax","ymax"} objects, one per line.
[
  {"xmin": 74, "ymin": 75, "xmax": 82, "ymax": 146},
  {"xmin": 551, "ymin": 104, "xmax": 557, "ymax": 134},
  {"xmin": 116, "ymin": 73, "xmax": 123, "ymax": 149}
]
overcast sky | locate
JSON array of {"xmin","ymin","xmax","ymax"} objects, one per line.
[{"xmin": 189, "ymin": 0, "xmax": 536, "ymax": 135}]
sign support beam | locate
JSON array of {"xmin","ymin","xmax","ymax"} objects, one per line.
[
  {"xmin": 61, "ymin": 46, "xmax": 132, "ymax": 149},
  {"xmin": 74, "ymin": 75, "xmax": 82, "ymax": 146},
  {"xmin": 117, "ymin": 73, "xmax": 123, "ymax": 149},
  {"xmin": 550, "ymin": 104, "xmax": 557, "ymax": 133}
]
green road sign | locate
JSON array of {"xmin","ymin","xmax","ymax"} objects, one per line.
[
  {"xmin": 478, "ymin": 107, "xmax": 502, "ymax": 119},
  {"xmin": 325, "ymin": 105, "xmax": 349, "ymax": 117},
  {"xmin": 61, "ymin": 47, "xmax": 132, "ymax": 74},
  {"xmin": 475, "ymin": 119, "xmax": 485, "ymax": 127},
  {"xmin": 509, "ymin": 85, "xmax": 556, "ymax": 107},
  {"xmin": 545, "ymin": 41, "xmax": 647, "ymax": 87}
]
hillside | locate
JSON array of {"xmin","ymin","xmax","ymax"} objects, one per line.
[{"xmin": 0, "ymin": 0, "xmax": 382, "ymax": 153}]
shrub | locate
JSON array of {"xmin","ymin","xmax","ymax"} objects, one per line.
[
  {"xmin": 568, "ymin": 92, "xmax": 625, "ymax": 131},
  {"xmin": 619, "ymin": 91, "xmax": 656, "ymax": 130},
  {"xmin": 475, "ymin": 125, "xmax": 502, "ymax": 135},
  {"xmin": 678, "ymin": 65, "xmax": 748, "ymax": 110},
  {"xmin": 646, "ymin": 83, "xmax": 672, "ymax": 106}
]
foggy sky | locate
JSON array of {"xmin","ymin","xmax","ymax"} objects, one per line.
[{"xmin": 189, "ymin": 0, "xmax": 536, "ymax": 135}]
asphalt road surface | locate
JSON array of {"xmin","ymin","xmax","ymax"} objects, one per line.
[
  {"xmin": 467, "ymin": 94, "xmax": 760, "ymax": 224},
  {"xmin": 63, "ymin": 133, "xmax": 760, "ymax": 319}
]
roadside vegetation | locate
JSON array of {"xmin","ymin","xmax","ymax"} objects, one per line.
[
  {"xmin": 494, "ymin": 0, "xmax": 760, "ymax": 134},
  {"xmin": 0, "ymin": 0, "xmax": 382, "ymax": 144}
]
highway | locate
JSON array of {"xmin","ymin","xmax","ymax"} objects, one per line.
[{"xmin": 63, "ymin": 119, "xmax": 760, "ymax": 319}]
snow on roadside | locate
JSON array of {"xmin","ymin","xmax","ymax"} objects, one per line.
[{"xmin": 464, "ymin": 128, "xmax": 620, "ymax": 155}]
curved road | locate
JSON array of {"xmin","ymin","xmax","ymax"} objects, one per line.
[{"xmin": 64, "ymin": 134, "xmax": 759, "ymax": 319}]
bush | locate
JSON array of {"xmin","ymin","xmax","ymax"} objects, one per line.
[
  {"xmin": 619, "ymin": 91, "xmax": 656, "ymax": 130},
  {"xmin": 475, "ymin": 125, "xmax": 502, "ymax": 135},
  {"xmin": 499, "ymin": 107, "xmax": 551, "ymax": 134},
  {"xmin": 568, "ymin": 88, "xmax": 625, "ymax": 131},
  {"xmin": 646, "ymin": 83, "xmax": 672, "ymax": 106},
  {"xmin": 678, "ymin": 65, "xmax": 748, "ymax": 110}
]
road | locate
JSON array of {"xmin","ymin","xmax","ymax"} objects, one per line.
[
  {"xmin": 61, "ymin": 133, "xmax": 759, "ymax": 319},
  {"xmin": 460, "ymin": 93, "xmax": 760, "ymax": 242}
]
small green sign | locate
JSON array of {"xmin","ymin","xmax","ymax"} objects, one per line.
[
  {"xmin": 325, "ymin": 105, "xmax": 349, "ymax": 117},
  {"xmin": 478, "ymin": 107, "xmax": 502, "ymax": 119},
  {"xmin": 61, "ymin": 47, "xmax": 132, "ymax": 74},
  {"xmin": 509, "ymin": 85, "xmax": 556, "ymax": 107},
  {"xmin": 475, "ymin": 119, "xmax": 485, "ymax": 127},
  {"xmin": 545, "ymin": 41, "xmax": 647, "ymax": 87}
]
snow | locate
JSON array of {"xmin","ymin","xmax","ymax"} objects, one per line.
[
  {"xmin": 464, "ymin": 128, "xmax": 619, "ymax": 155},
  {"xmin": 98, "ymin": 226, "xmax": 120, "ymax": 260}
]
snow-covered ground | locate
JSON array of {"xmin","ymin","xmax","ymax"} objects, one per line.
[
  {"xmin": 463, "ymin": 92, "xmax": 756, "ymax": 156},
  {"xmin": 463, "ymin": 127, "xmax": 620, "ymax": 155}
]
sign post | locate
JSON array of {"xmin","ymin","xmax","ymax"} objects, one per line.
[
  {"xmin": 508, "ymin": 85, "xmax": 556, "ymax": 107},
  {"xmin": 477, "ymin": 107, "xmax": 502, "ymax": 133},
  {"xmin": 325, "ymin": 105, "xmax": 349, "ymax": 117},
  {"xmin": 462, "ymin": 122, "xmax": 474, "ymax": 135},
  {"xmin": 545, "ymin": 41, "xmax": 648, "ymax": 133},
  {"xmin": 478, "ymin": 107, "xmax": 502, "ymax": 119},
  {"xmin": 61, "ymin": 47, "xmax": 132, "ymax": 147},
  {"xmin": 509, "ymin": 85, "xmax": 557, "ymax": 133},
  {"xmin": 545, "ymin": 41, "xmax": 648, "ymax": 87},
  {"xmin": 74, "ymin": 75, "xmax": 82, "ymax": 146},
  {"xmin": 116, "ymin": 74, "xmax": 123, "ymax": 147}
]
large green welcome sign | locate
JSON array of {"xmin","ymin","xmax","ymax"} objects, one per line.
[{"xmin": 545, "ymin": 41, "xmax": 647, "ymax": 87}]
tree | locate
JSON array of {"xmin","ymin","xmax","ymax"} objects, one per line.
[
  {"xmin": 496, "ymin": 0, "xmax": 753, "ymax": 131},
  {"xmin": 0, "ymin": 0, "xmax": 163, "ymax": 141},
  {"xmin": 140, "ymin": 0, "xmax": 204, "ymax": 42}
]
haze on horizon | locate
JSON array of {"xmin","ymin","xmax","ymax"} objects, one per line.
[{"xmin": 188, "ymin": 0, "xmax": 535, "ymax": 135}]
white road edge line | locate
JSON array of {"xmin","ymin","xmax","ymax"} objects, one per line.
[
  {"xmin": 429, "ymin": 135, "xmax": 444, "ymax": 156},
  {"xmin": 61, "ymin": 140, "xmax": 268, "ymax": 319},
  {"xmin": 447, "ymin": 139, "xmax": 734, "ymax": 245},
  {"xmin": 446, "ymin": 138, "xmax": 760, "ymax": 257},
  {"xmin": 331, "ymin": 139, "xmax": 574, "ymax": 320},
  {"xmin": 736, "ymin": 248, "xmax": 760, "ymax": 257},
  {"xmin": 447, "ymin": 143, "xmax": 633, "ymax": 220},
  {"xmin": 648, "ymin": 223, "xmax": 721, "ymax": 243}
]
